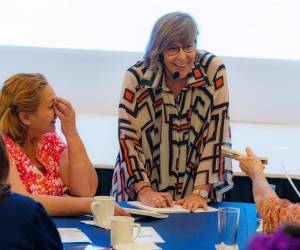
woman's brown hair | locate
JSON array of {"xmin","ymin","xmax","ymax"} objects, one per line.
[{"xmin": 0, "ymin": 73, "xmax": 49, "ymax": 146}]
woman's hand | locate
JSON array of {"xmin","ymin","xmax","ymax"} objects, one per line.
[
  {"xmin": 54, "ymin": 97, "xmax": 77, "ymax": 136},
  {"xmin": 114, "ymin": 204, "xmax": 131, "ymax": 216},
  {"xmin": 175, "ymin": 194, "xmax": 208, "ymax": 212},
  {"xmin": 138, "ymin": 187, "xmax": 173, "ymax": 208},
  {"xmin": 234, "ymin": 147, "xmax": 265, "ymax": 180}
]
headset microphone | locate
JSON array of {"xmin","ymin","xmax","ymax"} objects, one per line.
[{"xmin": 172, "ymin": 71, "xmax": 180, "ymax": 79}]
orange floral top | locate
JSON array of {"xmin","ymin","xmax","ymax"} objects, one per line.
[
  {"xmin": 2, "ymin": 133, "xmax": 70, "ymax": 196},
  {"xmin": 263, "ymin": 196, "xmax": 300, "ymax": 234}
]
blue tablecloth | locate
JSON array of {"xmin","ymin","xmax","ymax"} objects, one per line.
[{"xmin": 53, "ymin": 202, "xmax": 258, "ymax": 250}]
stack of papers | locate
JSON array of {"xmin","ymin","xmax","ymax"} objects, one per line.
[
  {"xmin": 128, "ymin": 201, "xmax": 217, "ymax": 213},
  {"xmin": 123, "ymin": 207, "xmax": 168, "ymax": 219},
  {"xmin": 115, "ymin": 242, "xmax": 161, "ymax": 250}
]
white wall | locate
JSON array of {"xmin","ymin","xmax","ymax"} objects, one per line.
[
  {"xmin": 1, "ymin": 45, "xmax": 300, "ymax": 176},
  {"xmin": 1, "ymin": 45, "xmax": 300, "ymax": 125}
]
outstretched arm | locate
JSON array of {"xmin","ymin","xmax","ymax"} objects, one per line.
[
  {"xmin": 8, "ymin": 162, "xmax": 129, "ymax": 216},
  {"xmin": 234, "ymin": 147, "xmax": 277, "ymax": 217},
  {"xmin": 8, "ymin": 161, "xmax": 91, "ymax": 215}
]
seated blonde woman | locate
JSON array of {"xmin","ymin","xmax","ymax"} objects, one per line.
[
  {"xmin": 0, "ymin": 73, "xmax": 127, "ymax": 216},
  {"xmin": 235, "ymin": 147, "xmax": 300, "ymax": 234}
]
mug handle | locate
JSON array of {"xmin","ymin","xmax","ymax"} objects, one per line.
[
  {"xmin": 91, "ymin": 202, "xmax": 100, "ymax": 222},
  {"xmin": 132, "ymin": 223, "xmax": 141, "ymax": 241}
]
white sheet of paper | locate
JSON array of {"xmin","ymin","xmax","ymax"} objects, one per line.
[
  {"xmin": 256, "ymin": 220, "xmax": 263, "ymax": 232},
  {"xmin": 128, "ymin": 201, "xmax": 217, "ymax": 213},
  {"xmin": 58, "ymin": 228, "xmax": 92, "ymax": 243},
  {"xmin": 115, "ymin": 242, "xmax": 161, "ymax": 250},
  {"xmin": 80, "ymin": 220, "xmax": 110, "ymax": 230},
  {"xmin": 134, "ymin": 227, "xmax": 165, "ymax": 244}
]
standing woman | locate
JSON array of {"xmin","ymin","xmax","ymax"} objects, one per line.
[
  {"xmin": 112, "ymin": 12, "xmax": 232, "ymax": 211},
  {"xmin": 0, "ymin": 73, "xmax": 126, "ymax": 216}
]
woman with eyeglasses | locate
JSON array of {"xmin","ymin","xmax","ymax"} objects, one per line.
[{"xmin": 112, "ymin": 12, "xmax": 232, "ymax": 211}]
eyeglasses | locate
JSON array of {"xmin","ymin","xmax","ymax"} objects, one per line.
[{"xmin": 164, "ymin": 43, "xmax": 196, "ymax": 56}]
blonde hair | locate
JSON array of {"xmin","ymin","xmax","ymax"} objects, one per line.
[
  {"xmin": 0, "ymin": 73, "xmax": 49, "ymax": 146},
  {"xmin": 144, "ymin": 12, "xmax": 199, "ymax": 70}
]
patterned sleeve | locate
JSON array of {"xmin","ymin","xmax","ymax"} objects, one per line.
[
  {"xmin": 263, "ymin": 197, "xmax": 300, "ymax": 234},
  {"xmin": 194, "ymin": 55, "xmax": 233, "ymax": 199},
  {"xmin": 113, "ymin": 71, "xmax": 150, "ymax": 199}
]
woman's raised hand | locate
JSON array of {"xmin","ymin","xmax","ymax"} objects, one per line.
[
  {"xmin": 54, "ymin": 97, "xmax": 77, "ymax": 136},
  {"xmin": 234, "ymin": 147, "xmax": 265, "ymax": 180}
]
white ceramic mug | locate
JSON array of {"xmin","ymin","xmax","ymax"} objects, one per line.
[
  {"xmin": 91, "ymin": 196, "xmax": 115, "ymax": 229},
  {"xmin": 110, "ymin": 216, "xmax": 142, "ymax": 247}
]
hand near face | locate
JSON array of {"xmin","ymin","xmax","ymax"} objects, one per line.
[
  {"xmin": 54, "ymin": 97, "xmax": 77, "ymax": 136},
  {"xmin": 175, "ymin": 194, "xmax": 208, "ymax": 212},
  {"xmin": 234, "ymin": 147, "xmax": 265, "ymax": 180}
]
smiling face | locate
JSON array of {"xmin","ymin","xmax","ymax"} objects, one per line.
[
  {"xmin": 162, "ymin": 41, "xmax": 196, "ymax": 80},
  {"xmin": 25, "ymin": 85, "xmax": 57, "ymax": 137}
]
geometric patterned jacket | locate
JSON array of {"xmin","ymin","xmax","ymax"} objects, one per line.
[{"xmin": 112, "ymin": 50, "xmax": 233, "ymax": 201}]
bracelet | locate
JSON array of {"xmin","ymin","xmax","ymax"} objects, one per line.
[{"xmin": 136, "ymin": 185, "xmax": 151, "ymax": 197}]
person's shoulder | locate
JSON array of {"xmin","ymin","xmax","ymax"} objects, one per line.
[
  {"xmin": 126, "ymin": 60, "xmax": 163, "ymax": 89},
  {"xmin": 127, "ymin": 60, "xmax": 147, "ymax": 73},
  {"xmin": 126, "ymin": 60, "xmax": 149, "ymax": 83},
  {"xmin": 7, "ymin": 192, "xmax": 37, "ymax": 209},
  {"xmin": 7, "ymin": 193, "xmax": 50, "ymax": 222},
  {"xmin": 197, "ymin": 50, "xmax": 225, "ymax": 68},
  {"xmin": 1, "ymin": 193, "xmax": 40, "ymax": 220},
  {"xmin": 1, "ymin": 134, "xmax": 15, "ymax": 149}
]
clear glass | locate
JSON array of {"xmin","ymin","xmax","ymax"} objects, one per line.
[
  {"xmin": 256, "ymin": 184, "xmax": 276, "ymax": 223},
  {"xmin": 217, "ymin": 207, "xmax": 240, "ymax": 249}
]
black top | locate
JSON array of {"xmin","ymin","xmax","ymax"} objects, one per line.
[{"xmin": 0, "ymin": 192, "xmax": 63, "ymax": 250}]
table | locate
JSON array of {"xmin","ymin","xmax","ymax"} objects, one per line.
[{"xmin": 53, "ymin": 202, "xmax": 258, "ymax": 250}]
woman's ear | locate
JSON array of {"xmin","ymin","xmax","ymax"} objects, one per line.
[{"xmin": 18, "ymin": 112, "xmax": 30, "ymax": 126}]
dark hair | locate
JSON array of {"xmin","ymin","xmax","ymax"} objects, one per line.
[{"xmin": 0, "ymin": 135, "xmax": 11, "ymax": 202}]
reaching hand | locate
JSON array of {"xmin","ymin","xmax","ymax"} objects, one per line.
[
  {"xmin": 175, "ymin": 194, "xmax": 208, "ymax": 212},
  {"xmin": 234, "ymin": 147, "xmax": 265, "ymax": 180},
  {"xmin": 54, "ymin": 97, "xmax": 77, "ymax": 136},
  {"xmin": 138, "ymin": 188, "xmax": 173, "ymax": 208}
]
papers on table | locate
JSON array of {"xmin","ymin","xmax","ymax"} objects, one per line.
[
  {"xmin": 58, "ymin": 228, "xmax": 92, "ymax": 243},
  {"xmin": 128, "ymin": 201, "xmax": 217, "ymax": 213},
  {"xmin": 134, "ymin": 227, "xmax": 165, "ymax": 244},
  {"xmin": 80, "ymin": 220, "xmax": 110, "ymax": 230},
  {"xmin": 115, "ymin": 242, "xmax": 161, "ymax": 250},
  {"xmin": 123, "ymin": 207, "xmax": 168, "ymax": 219}
]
